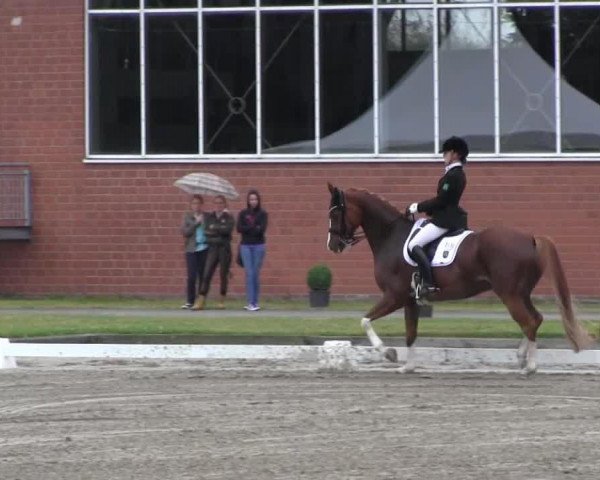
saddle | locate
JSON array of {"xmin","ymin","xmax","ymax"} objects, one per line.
[
  {"xmin": 402, "ymin": 219, "xmax": 473, "ymax": 269},
  {"xmin": 403, "ymin": 219, "xmax": 473, "ymax": 303}
]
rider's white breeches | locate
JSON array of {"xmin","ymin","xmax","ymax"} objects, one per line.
[{"xmin": 408, "ymin": 222, "xmax": 448, "ymax": 251}]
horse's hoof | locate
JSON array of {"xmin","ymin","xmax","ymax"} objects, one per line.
[
  {"xmin": 397, "ymin": 365, "xmax": 416, "ymax": 374},
  {"xmin": 384, "ymin": 348, "xmax": 398, "ymax": 363},
  {"xmin": 520, "ymin": 366, "xmax": 536, "ymax": 376}
]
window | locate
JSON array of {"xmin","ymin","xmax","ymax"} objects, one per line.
[{"xmin": 86, "ymin": 1, "xmax": 600, "ymax": 160}]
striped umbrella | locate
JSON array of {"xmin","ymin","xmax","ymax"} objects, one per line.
[{"xmin": 174, "ymin": 173, "xmax": 239, "ymax": 200}]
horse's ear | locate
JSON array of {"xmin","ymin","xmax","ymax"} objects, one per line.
[{"xmin": 327, "ymin": 182, "xmax": 335, "ymax": 194}]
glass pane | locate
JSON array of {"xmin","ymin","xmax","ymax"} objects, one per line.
[
  {"xmin": 146, "ymin": 15, "xmax": 198, "ymax": 154},
  {"xmin": 439, "ymin": 0, "xmax": 492, "ymax": 3},
  {"xmin": 379, "ymin": 1, "xmax": 433, "ymax": 4},
  {"xmin": 499, "ymin": 7, "xmax": 555, "ymax": 152},
  {"xmin": 320, "ymin": 11, "xmax": 373, "ymax": 154},
  {"xmin": 439, "ymin": 8, "xmax": 494, "ymax": 152},
  {"xmin": 379, "ymin": 9, "xmax": 434, "ymax": 153},
  {"xmin": 262, "ymin": 0, "xmax": 311, "ymax": 5},
  {"xmin": 261, "ymin": 12, "xmax": 315, "ymax": 154},
  {"xmin": 203, "ymin": 13, "xmax": 256, "ymax": 154},
  {"xmin": 145, "ymin": 0, "xmax": 197, "ymax": 7},
  {"xmin": 320, "ymin": 0, "xmax": 368, "ymax": 4},
  {"xmin": 377, "ymin": 0, "xmax": 433, "ymax": 5},
  {"xmin": 90, "ymin": 0, "xmax": 139, "ymax": 8},
  {"xmin": 561, "ymin": 7, "xmax": 600, "ymax": 152},
  {"xmin": 89, "ymin": 16, "xmax": 141, "ymax": 154},
  {"xmin": 203, "ymin": 0, "xmax": 254, "ymax": 7}
]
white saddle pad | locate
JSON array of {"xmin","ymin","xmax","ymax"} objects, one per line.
[{"xmin": 403, "ymin": 218, "xmax": 473, "ymax": 268}]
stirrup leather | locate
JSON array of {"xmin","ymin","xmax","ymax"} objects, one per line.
[{"xmin": 410, "ymin": 272, "xmax": 422, "ymax": 299}]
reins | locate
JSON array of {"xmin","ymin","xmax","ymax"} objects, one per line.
[{"xmin": 329, "ymin": 189, "xmax": 410, "ymax": 247}]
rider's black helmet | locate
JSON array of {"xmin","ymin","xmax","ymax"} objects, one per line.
[{"xmin": 440, "ymin": 136, "xmax": 469, "ymax": 163}]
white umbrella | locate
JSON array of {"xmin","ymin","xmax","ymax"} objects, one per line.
[{"xmin": 174, "ymin": 173, "xmax": 239, "ymax": 200}]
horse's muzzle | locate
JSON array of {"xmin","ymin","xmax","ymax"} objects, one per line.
[{"xmin": 327, "ymin": 238, "xmax": 347, "ymax": 254}]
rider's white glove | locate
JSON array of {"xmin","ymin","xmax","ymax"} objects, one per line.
[{"xmin": 408, "ymin": 203, "xmax": 419, "ymax": 214}]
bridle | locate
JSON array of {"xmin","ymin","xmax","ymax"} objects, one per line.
[{"xmin": 328, "ymin": 188, "xmax": 364, "ymax": 247}]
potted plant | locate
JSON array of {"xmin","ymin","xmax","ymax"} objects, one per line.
[{"xmin": 307, "ymin": 264, "xmax": 332, "ymax": 308}]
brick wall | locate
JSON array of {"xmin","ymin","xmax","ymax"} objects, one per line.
[{"xmin": 1, "ymin": 1, "xmax": 599, "ymax": 299}]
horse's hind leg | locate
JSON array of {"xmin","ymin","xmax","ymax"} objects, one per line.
[
  {"xmin": 521, "ymin": 297, "xmax": 544, "ymax": 370},
  {"xmin": 362, "ymin": 293, "xmax": 404, "ymax": 363},
  {"xmin": 501, "ymin": 295, "xmax": 543, "ymax": 374}
]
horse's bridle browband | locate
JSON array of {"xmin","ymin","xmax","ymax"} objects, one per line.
[{"xmin": 328, "ymin": 188, "xmax": 364, "ymax": 247}]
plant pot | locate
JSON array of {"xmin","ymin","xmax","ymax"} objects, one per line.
[{"xmin": 309, "ymin": 289, "xmax": 330, "ymax": 308}]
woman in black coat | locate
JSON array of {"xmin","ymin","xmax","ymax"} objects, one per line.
[{"xmin": 406, "ymin": 136, "xmax": 469, "ymax": 297}]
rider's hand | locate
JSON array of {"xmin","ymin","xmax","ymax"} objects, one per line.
[{"xmin": 407, "ymin": 203, "xmax": 419, "ymax": 215}]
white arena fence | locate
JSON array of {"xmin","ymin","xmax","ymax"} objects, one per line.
[{"xmin": 1, "ymin": 338, "xmax": 599, "ymax": 372}]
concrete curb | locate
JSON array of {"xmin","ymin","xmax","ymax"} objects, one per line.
[
  {"xmin": 1, "ymin": 338, "xmax": 598, "ymax": 373},
  {"xmin": 7, "ymin": 334, "xmax": 576, "ymax": 350}
]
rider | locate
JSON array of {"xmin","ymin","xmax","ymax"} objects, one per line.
[{"xmin": 405, "ymin": 136, "xmax": 469, "ymax": 296}]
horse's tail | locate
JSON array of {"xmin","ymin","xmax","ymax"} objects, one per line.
[{"xmin": 534, "ymin": 235, "xmax": 595, "ymax": 352}]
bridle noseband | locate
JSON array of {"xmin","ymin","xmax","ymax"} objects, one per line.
[{"xmin": 328, "ymin": 188, "xmax": 364, "ymax": 247}]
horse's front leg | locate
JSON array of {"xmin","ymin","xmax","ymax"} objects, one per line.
[
  {"xmin": 399, "ymin": 300, "xmax": 419, "ymax": 373},
  {"xmin": 362, "ymin": 293, "xmax": 404, "ymax": 363}
]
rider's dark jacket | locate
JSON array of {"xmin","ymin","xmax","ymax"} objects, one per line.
[{"xmin": 417, "ymin": 164, "xmax": 468, "ymax": 230}]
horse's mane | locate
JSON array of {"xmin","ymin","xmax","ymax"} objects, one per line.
[{"xmin": 346, "ymin": 188, "xmax": 409, "ymax": 224}]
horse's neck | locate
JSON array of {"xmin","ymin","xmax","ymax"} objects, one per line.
[
  {"xmin": 362, "ymin": 215, "xmax": 412, "ymax": 253},
  {"xmin": 356, "ymin": 195, "xmax": 412, "ymax": 253}
]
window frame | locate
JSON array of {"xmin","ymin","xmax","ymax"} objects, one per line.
[{"xmin": 85, "ymin": 1, "xmax": 600, "ymax": 163}]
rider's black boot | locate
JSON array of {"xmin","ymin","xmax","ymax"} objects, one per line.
[{"xmin": 410, "ymin": 245, "xmax": 438, "ymax": 296}]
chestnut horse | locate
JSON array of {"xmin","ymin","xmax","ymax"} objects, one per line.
[{"xmin": 327, "ymin": 183, "xmax": 594, "ymax": 374}]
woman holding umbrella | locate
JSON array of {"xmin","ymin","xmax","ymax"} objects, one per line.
[
  {"xmin": 174, "ymin": 173, "xmax": 240, "ymax": 310},
  {"xmin": 180, "ymin": 195, "xmax": 208, "ymax": 309}
]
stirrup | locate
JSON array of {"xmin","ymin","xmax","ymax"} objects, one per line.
[
  {"xmin": 420, "ymin": 284, "xmax": 439, "ymax": 296},
  {"xmin": 410, "ymin": 272, "xmax": 438, "ymax": 303}
]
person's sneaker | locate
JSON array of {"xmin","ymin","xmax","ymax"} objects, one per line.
[
  {"xmin": 249, "ymin": 304, "xmax": 261, "ymax": 311},
  {"xmin": 180, "ymin": 303, "xmax": 192, "ymax": 309},
  {"xmin": 243, "ymin": 304, "xmax": 252, "ymax": 311}
]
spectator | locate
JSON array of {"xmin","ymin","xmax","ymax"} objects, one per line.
[
  {"xmin": 196, "ymin": 195, "xmax": 235, "ymax": 309},
  {"xmin": 180, "ymin": 195, "xmax": 208, "ymax": 310},
  {"xmin": 237, "ymin": 189, "xmax": 268, "ymax": 311}
]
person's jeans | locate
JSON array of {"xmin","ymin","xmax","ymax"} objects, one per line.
[
  {"xmin": 240, "ymin": 244, "xmax": 266, "ymax": 306},
  {"xmin": 185, "ymin": 250, "xmax": 208, "ymax": 305}
]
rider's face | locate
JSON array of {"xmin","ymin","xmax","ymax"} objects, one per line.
[{"xmin": 443, "ymin": 150, "xmax": 460, "ymax": 166}]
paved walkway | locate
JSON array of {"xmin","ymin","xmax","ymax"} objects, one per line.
[{"xmin": 1, "ymin": 306, "xmax": 599, "ymax": 321}]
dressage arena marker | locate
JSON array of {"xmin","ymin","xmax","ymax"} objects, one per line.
[{"xmin": 1, "ymin": 337, "xmax": 599, "ymax": 372}]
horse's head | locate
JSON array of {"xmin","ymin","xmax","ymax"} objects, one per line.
[{"xmin": 327, "ymin": 182, "xmax": 362, "ymax": 253}]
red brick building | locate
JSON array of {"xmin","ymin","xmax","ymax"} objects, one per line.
[{"xmin": 1, "ymin": 1, "xmax": 599, "ymax": 298}]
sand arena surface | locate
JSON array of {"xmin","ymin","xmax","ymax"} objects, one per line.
[{"xmin": 1, "ymin": 359, "xmax": 599, "ymax": 479}]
